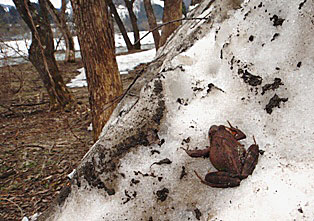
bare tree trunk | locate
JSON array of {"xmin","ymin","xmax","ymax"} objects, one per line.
[
  {"xmin": 61, "ymin": 0, "xmax": 75, "ymax": 62},
  {"xmin": 124, "ymin": 0, "xmax": 141, "ymax": 50},
  {"xmin": 47, "ymin": 0, "xmax": 75, "ymax": 63},
  {"xmin": 71, "ymin": 0, "xmax": 123, "ymax": 141},
  {"xmin": 106, "ymin": 0, "xmax": 134, "ymax": 51},
  {"xmin": 191, "ymin": 0, "xmax": 202, "ymax": 5},
  {"xmin": 13, "ymin": 0, "xmax": 73, "ymax": 110},
  {"xmin": 159, "ymin": 0, "xmax": 182, "ymax": 47},
  {"xmin": 143, "ymin": 0, "xmax": 160, "ymax": 50}
]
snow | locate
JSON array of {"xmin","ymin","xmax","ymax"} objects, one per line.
[
  {"xmin": 0, "ymin": 0, "xmax": 14, "ymax": 6},
  {"xmin": 0, "ymin": 31, "xmax": 156, "ymax": 67},
  {"xmin": 116, "ymin": 4, "xmax": 129, "ymax": 19},
  {"xmin": 66, "ymin": 68, "xmax": 87, "ymax": 88},
  {"xmin": 39, "ymin": 0, "xmax": 314, "ymax": 220},
  {"xmin": 0, "ymin": 31, "xmax": 155, "ymax": 59},
  {"xmin": 66, "ymin": 49, "xmax": 156, "ymax": 88},
  {"xmin": 21, "ymin": 213, "xmax": 39, "ymax": 221},
  {"xmin": 151, "ymin": 0, "xmax": 164, "ymax": 7}
]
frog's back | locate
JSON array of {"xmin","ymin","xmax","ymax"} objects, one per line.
[{"xmin": 209, "ymin": 130, "xmax": 244, "ymax": 175}]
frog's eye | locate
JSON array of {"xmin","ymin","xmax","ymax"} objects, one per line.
[
  {"xmin": 225, "ymin": 127, "xmax": 236, "ymax": 136},
  {"xmin": 231, "ymin": 131, "xmax": 237, "ymax": 136},
  {"xmin": 208, "ymin": 125, "xmax": 219, "ymax": 137}
]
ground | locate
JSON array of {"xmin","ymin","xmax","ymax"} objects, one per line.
[{"xmin": 0, "ymin": 58, "xmax": 144, "ymax": 221}]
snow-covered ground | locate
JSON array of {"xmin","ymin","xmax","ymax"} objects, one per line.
[{"xmin": 66, "ymin": 49, "xmax": 156, "ymax": 88}]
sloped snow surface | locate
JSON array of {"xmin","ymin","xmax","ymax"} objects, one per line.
[{"xmin": 49, "ymin": 0, "xmax": 314, "ymax": 220}]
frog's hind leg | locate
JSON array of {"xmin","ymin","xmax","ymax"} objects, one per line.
[
  {"xmin": 241, "ymin": 136, "xmax": 259, "ymax": 178},
  {"xmin": 194, "ymin": 171, "xmax": 241, "ymax": 188}
]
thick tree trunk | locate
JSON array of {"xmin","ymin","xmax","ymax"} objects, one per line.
[
  {"xmin": 159, "ymin": 0, "xmax": 182, "ymax": 47},
  {"xmin": 143, "ymin": 0, "xmax": 160, "ymax": 50},
  {"xmin": 71, "ymin": 0, "xmax": 123, "ymax": 141},
  {"xmin": 107, "ymin": 0, "xmax": 134, "ymax": 51},
  {"xmin": 47, "ymin": 0, "xmax": 75, "ymax": 63},
  {"xmin": 13, "ymin": 0, "xmax": 73, "ymax": 110},
  {"xmin": 124, "ymin": 0, "xmax": 141, "ymax": 50}
]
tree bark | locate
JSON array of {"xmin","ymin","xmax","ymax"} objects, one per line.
[
  {"xmin": 191, "ymin": 0, "xmax": 202, "ymax": 5},
  {"xmin": 13, "ymin": 0, "xmax": 73, "ymax": 110},
  {"xmin": 71, "ymin": 0, "xmax": 123, "ymax": 141},
  {"xmin": 159, "ymin": 0, "xmax": 182, "ymax": 47},
  {"xmin": 60, "ymin": 0, "xmax": 75, "ymax": 62},
  {"xmin": 143, "ymin": 0, "xmax": 160, "ymax": 50},
  {"xmin": 46, "ymin": 0, "xmax": 75, "ymax": 63},
  {"xmin": 106, "ymin": 0, "xmax": 134, "ymax": 51},
  {"xmin": 124, "ymin": 0, "xmax": 141, "ymax": 50}
]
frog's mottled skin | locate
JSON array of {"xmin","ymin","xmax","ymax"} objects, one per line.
[{"xmin": 184, "ymin": 121, "xmax": 259, "ymax": 188}]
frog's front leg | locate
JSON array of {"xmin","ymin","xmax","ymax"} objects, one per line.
[
  {"xmin": 226, "ymin": 121, "xmax": 246, "ymax": 140},
  {"xmin": 182, "ymin": 146, "xmax": 210, "ymax": 158},
  {"xmin": 241, "ymin": 136, "xmax": 259, "ymax": 178},
  {"xmin": 194, "ymin": 171, "xmax": 241, "ymax": 188}
]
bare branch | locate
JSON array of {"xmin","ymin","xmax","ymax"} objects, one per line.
[
  {"xmin": 0, "ymin": 38, "xmax": 29, "ymax": 61},
  {"xmin": 0, "ymin": 197, "xmax": 24, "ymax": 219},
  {"xmin": 134, "ymin": 16, "xmax": 210, "ymax": 46}
]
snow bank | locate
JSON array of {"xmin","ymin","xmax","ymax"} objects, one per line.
[{"xmin": 45, "ymin": 0, "xmax": 314, "ymax": 220}]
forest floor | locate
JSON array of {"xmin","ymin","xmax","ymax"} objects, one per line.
[{"xmin": 0, "ymin": 56, "xmax": 147, "ymax": 220}]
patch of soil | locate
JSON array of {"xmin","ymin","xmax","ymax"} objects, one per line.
[
  {"xmin": 265, "ymin": 94, "xmax": 288, "ymax": 114},
  {"xmin": 261, "ymin": 78, "xmax": 283, "ymax": 95},
  {"xmin": 0, "ymin": 57, "xmax": 142, "ymax": 220},
  {"xmin": 238, "ymin": 68, "xmax": 263, "ymax": 86}
]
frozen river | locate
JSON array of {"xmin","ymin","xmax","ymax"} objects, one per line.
[{"xmin": 0, "ymin": 31, "xmax": 156, "ymax": 67}]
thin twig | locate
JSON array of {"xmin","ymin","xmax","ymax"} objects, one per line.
[
  {"xmin": 0, "ymin": 197, "xmax": 24, "ymax": 218},
  {"xmin": 100, "ymin": 62, "xmax": 149, "ymax": 114},
  {"xmin": 0, "ymin": 38, "xmax": 29, "ymax": 61},
  {"xmin": 133, "ymin": 16, "xmax": 210, "ymax": 46},
  {"xmin": 19, "ymin": 144, "xmax": 47, "ymax": 149},
  {"xmin": 64, "ymin": 117, "xmax": 86, "ymax": 145},
  {"xmin": 0, "ymin": 103, "xmax": 21, "ymax": 117},
  {"xmin": 11, "ymin": 101, "xmax": 49, "ymax": 107},
  {"xmin": 54, "ymin": 36, "xmax": 63, "ymax": 52}
]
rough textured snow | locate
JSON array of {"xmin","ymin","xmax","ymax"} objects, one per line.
[{"xmin": 42, "ymin": 0, "xmax": 314, "ymax": 220}]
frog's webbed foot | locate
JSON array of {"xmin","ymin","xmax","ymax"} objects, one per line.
[
  {"xmin": 194, "ymin": 171, "xmax": 241, "ymax": 188},
  {"xmin": 226, "ymin": 120, "xmax": 246, "ymax": 141},
  {"xmin": 182, "ymin": 147, "xmax": 210, "ymax": 158},
  {"xmin": 241, "ymin": 136, "xmax": 259, "ymax": 178}
]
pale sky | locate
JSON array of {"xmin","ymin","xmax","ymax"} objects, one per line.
[{"xmin": 0, "ymin": 0, "xmax": 61, "ymax": 8}]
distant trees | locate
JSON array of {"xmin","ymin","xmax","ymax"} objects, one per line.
[
  {"xmin": 159, "ymin": 0, "xmax": 182, "ymax": 47},
  {"xmin": 71, "ymin": 0, "xmax": 123, "ymax": 141},
  {"xmin": 107, "ymin": 0, "xmax": 134, "ymax": 51},
  {"xmin": 46, "ymin": 0, "xmax": 75, "ymax": 63},
  {"xmin": 0, "ymin": 5, "xmax": 20, "ymax": 24},
  {"xmin": 143, "ymin": 0, "xmax": 160, "ymax": 50},
  {"xmin": 124, "ymin": 0, "xmax": 141, "ymax": 49},
  {"xmin": 191, "ymin": 0, "xmax": 202, "ymax": 5},
  {"xmin": 107, "ymin": 0, "xmax": 141, "ymax": 51},
  {"xmin": 13, "ymin": 0, "xmax": 74, "ymax": 110}
]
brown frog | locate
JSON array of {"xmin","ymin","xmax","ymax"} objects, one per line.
[{"xmin": 183, "ymin": 121, "xmax": 259, "ymax": 188}]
